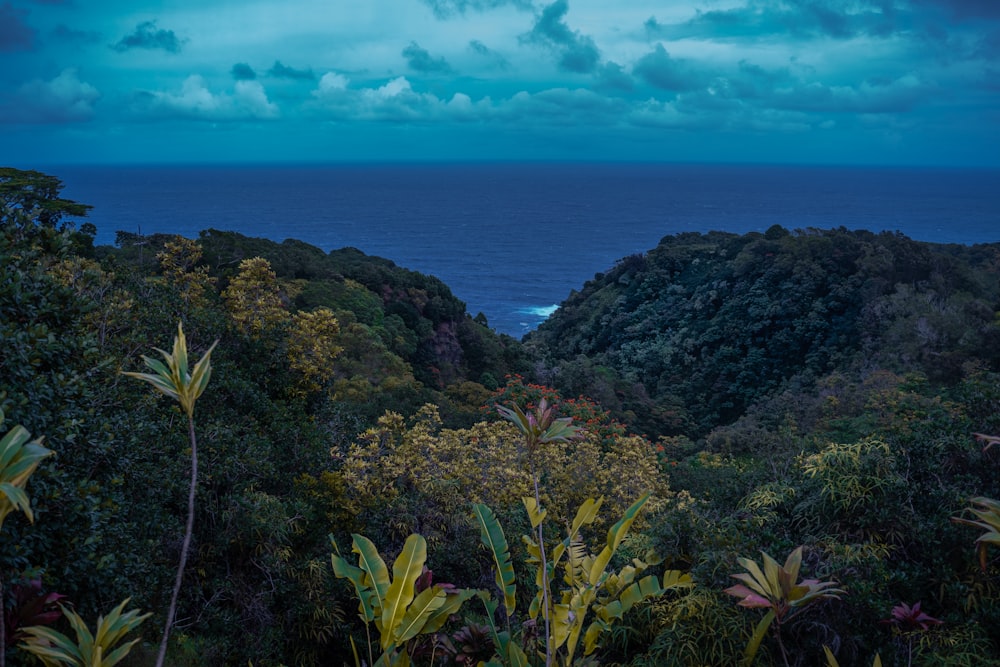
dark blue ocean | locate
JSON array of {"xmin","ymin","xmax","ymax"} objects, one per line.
[{"xmin": 53, "ymin": 163, "xmax": 1000, "ymax": 337}]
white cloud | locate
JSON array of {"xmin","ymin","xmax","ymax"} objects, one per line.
[
  {"xmin": 311, "ymin": 72, "xmax": 496, "ymax": 122},
  {"xmin": 134, "ymin": 75, "xmax": 279, "ymax": 120},
  {"xmin": 0, "ymin": 69, "xmax": 100, "ymax": 123}
]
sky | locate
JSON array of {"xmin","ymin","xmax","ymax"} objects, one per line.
[{"xmin": 1, "ymin": 0, "xmax": 999, "ymax": 166}]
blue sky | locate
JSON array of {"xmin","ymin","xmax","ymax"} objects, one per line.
[{"xmin": 1, "ymin": 0, "xmax": 998, "ymax": 165}]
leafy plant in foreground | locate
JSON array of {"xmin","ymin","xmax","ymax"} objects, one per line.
[
  {"xmin": 881, "ymin": 601, "xmax": 942, "ymax": 667},
  {"xmin": 4, "ymin": 580, "xmax": 66, "ymax": 648},
  {"xmin": 724, "ymin": 546, "xmax": 844, "ymax": 667},
  {"xmin": 330, "ymin": 532, "xmax": 475, "ymax": 666},
  {"xmin": 18, "ymin": 598, "xmax": 151, "ymax": 667},
  {"xmin": 0, "ymin": 411, "xmax": 54, "ymax": 666},
  {"xmin": 122, "ymin": 322, "xmax": 216, "ymax": 667},
  {"xmin": 474, "ymin": 495, "xmax": 693, "ymax": 666},
  {"xmin": 952, "ymin": 496, "xmax": 1000, "ymax": 571},
  {"xmin": 495, "ymin": 398, "xmax": 580, "ymax": 666}
]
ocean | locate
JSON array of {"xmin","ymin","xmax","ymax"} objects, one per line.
[{"xmin": 52, "ymin": 163, "xmax": 1000, "ymax": 338}]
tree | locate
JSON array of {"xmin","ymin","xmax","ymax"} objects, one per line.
[
  {"xmin": 222, "ymin": 257, "xmax": 289, "ymax": 336},
  {"xmin": 287, "ymin": 308, "xmax": 343, "ymax": 395},
  {"xmin": 0, "ymin": 168, "xmax": 91, "ymax": 230}
]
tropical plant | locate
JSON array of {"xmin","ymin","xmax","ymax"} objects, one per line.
[
  {"xmin": 496, "ymin": 398, "xmax": 581, "ymax": 667},
  {"xmin": 17, "ymin": 598, "xmax": 151, "ymax": 667},
  {"xmin": 880, "ymin": 601, "xmax": 941, "ymax": 667},
  {"xmin": 724, "ymin": 546, "xmax": 844, "ymax": 667},
  {"xmin": 4, "ymin": 580, "xmax": 65, "ymax": 648},
  {"xmin": 952, "ymin": 496, "xmax": 1000, "ymax": 571},
  {"xmin": 0, "ymin": 412, "xmax": 53, "ymax": 533},
  {"xmin": 0, "ymin": 411, "xmax": 54, "ymax": 666},
  {"xmin": 122, "ymin": 322, "xmax": 216, "ymax": 667},
  {"xmin": 330, "ymin": 532, "xmax": 475, "ymax": 666},
  {"xmin": 473, "ymin": 495, "xmax": 693, "ymax": 666}
]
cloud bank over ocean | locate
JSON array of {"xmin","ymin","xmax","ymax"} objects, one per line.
[{"xmin": 1, "ymin": 0, "xmax": 997, "ymax": 165}]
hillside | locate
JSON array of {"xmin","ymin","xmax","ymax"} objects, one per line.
[{"xmin": 528, "ymin": 226, "xmax": 1000, "ymax": 436}]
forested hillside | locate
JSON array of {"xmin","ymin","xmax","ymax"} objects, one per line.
[
  {"xmin": 528, "ymin": 226, "xmax": 1000, "ymax": 436},
  {"xmin": 2, "ymin": 168, "xmax": 1000, "ymax": 666}
]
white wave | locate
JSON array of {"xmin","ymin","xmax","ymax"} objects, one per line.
[{"xmin": 518, "ymin": 304, "xmax": 559, "ymax": 318}]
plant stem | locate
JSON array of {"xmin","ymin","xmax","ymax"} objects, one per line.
[
  {"xmin": 155, "ymin": 415, "xmax": 199, "ymax": 667},
  {"xmin": 532, "ymin": 472, "xmax": 552, "ymax": 667},
  {"xmin": 775, "ymin": 624, "xmax": 790, "ymax": 667},
  {"xmin": 1, "ymin": 577, "xmax": 6, "ymax": 667}
]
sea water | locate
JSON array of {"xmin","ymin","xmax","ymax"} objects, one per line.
[{"xmin": 53, "ymin": 163, "xmax": 1000, "ymax": 337}]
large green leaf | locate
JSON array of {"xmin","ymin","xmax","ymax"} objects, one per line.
[
  {"xmin": 472, "ymin": 503, "xmax": 517, "ymax": 615},
  {"xmin": 589, "ymin": 493, "xmax": 649, "ymax": 586},
  {"xmin": 523, "ymin": 496, "xmax": 547, "ymax": 528},
  {"xmin": 393, "ymin": 586, "xmax": 445, "ymax": 645},
  {"xmin": 742, "ymin": 609, "xmax": 776, "ymax": 667},
  {"xmin": 331, "ymin": 554, "xmax": 376, "ymax": 622},
  {"xmin": 422, "ymin": 589, "xmax": 475, "ymax": 634},
  {"xmin": 0, "ymin": 423, "xmax": 32, "ymax": 468},
  {"xmin": 381, "ymin": 534, "xmax": 427, "ymax": 649},
  {"xmin": 352, "ymin": 534, "xmax": 391, "ymax": 617},
  {"xmin": 663, "ymin": 569, "xmax": 694, "ymax": 591}
]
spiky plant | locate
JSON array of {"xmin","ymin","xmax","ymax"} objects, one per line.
[
  {"xmin": 122, "ymin": 322, "xmax": 216, "ymax": 667},
  {"xmin": 725, "ymin": 546, "xmax": 844, "ymax": 667},
  {"xmin": 18, "ymin": 599, "xmax": 151, "ymax": 667},
  {"xmin": 0, "ymin": 411, "xmax": 53, "ymax": 666}
]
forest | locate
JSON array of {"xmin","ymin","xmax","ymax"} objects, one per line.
[{"xmin": 2, "ymin": 166, "xmax": 1000, "ymax": 666}]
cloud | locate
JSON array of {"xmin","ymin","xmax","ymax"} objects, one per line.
[
  {"xmin": 502, "ymin": 87, "xmax": 627, "ymax": 124},
  {"xmin": 231, "ymin": 63, "xmax": 257, "ymax": 81},
  {"xmin": 0, "ymin": 69, "xmax": 99, "ymax": 123},
  {"xmin": 594, "ymin": 61, "xmax": 633, "ymax": 92},
  {"xmin": 402, "ymin": 41, "xmax": 453, "ymax": 73},
  {"xmin": 768, "ymin": 74, "xmax": 933, "ymax": 113},
  {"xmin": 310, "ymin": 72, "xmax": 633, "ymax": 128},
  {"xmin": 633, "ymin": 45, "xmax": 706, "ymax": 93},
  {"xmin": 0, "ymin": 2, "xmax": 37, "ymax": 53},
  {"xmin": 113, "ymin": 20, "xmax": 185, "ymax": 53},
  {"xmin": 132, "ymin": 76, "xmax": 279, "ymax": 121},
  {"xmin": 913, "ymin": 0, "xmax": 1000, "ymax": 20},
  {"xmin": 267, "ymin": 60, "xmax": 315, "ymax": 81},
  {"xmin": 51, "ymin": 24, "xmax": 101, "ymax": 44},
  {"xmin": 312, "ymin": 73, "xmax": 489, "ymax": 122},
  {"xmin": 522, "ymin": 0, "xmax": 601, "ymax": 74},
  {"xmin": 646, "ymin": 1, "xmax": 903, "ymax": 42},
  {"xmin": 468, "ymin": 39, "xmax": 510, "ymax": 69},
  {"xmin": 420, "ymin": 0, "xmax": 531, "ymax": 19}
]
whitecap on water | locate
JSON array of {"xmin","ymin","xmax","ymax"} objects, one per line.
[{"xmin": 517, "ymin": 304, "xmax": 559, "ymax": 318}]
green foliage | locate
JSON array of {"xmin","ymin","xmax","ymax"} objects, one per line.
[
  {"xmin": 953, "ymin": 496, "xmax": 1000, "ymax": 571},
  {"xmin": 155, "ymin": 236, "xmax": 216, "ymax": 311},
  {"xmin": 123, "ymin": 322, "xmax": 216, "ymax": 667},
  {"xmin": 286, "ymin": 307, "xmax": 343, "ymax": 395},
  {"xmin": 475, "ymin": 494, "xmax": 693, "ymax": 665},
  {"xmin": 530, "ymin": 229, "xmax": 1000, "ymax": 437},
  {"xmin": 222, "ymin": 257, "xmax": 290, "ymax": 337},
  {"xmin": 122, "ymin": 321, "xmax": 217, "ymax": 419},
  {"xmin": 0, "ymin": 413, "xmax": 53, "ymax": 530},
  {"xmin": 725, "ymin": 547, "xmax": 844, "ymax": 666},
  {"xmin": 18, "ymin": 599, "xmax": 150, "ymax": 667},
  {"xmin": 330, "ymin": 533, "xmax": 474, "ymax": 665},
  {"xmin": 0, "ymin": 168, "xmax": 91, "ymax": 230}
]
